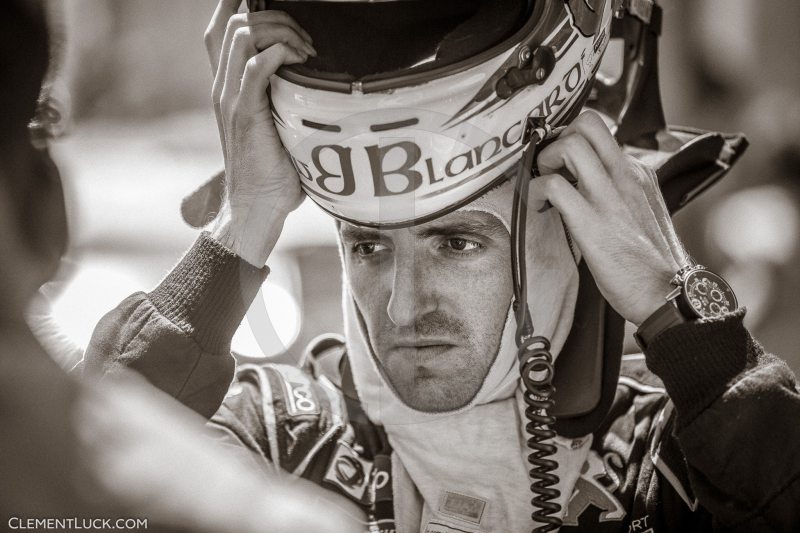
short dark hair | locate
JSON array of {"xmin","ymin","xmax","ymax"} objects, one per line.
[
  {"xmin": 0, "ymin": 0, "xmax": 67, "ymax": 270},
  {"xmin": 0, "ymin": 0, "xmax": 49, "ymax": 153}
]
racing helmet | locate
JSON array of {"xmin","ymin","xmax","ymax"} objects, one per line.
[{"xmin": 250, "ymin": 0, "xmax": 615, "ymax": 227}]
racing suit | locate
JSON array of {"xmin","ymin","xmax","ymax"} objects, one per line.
[{"xmin": 80, "ymin": 233, "xmax": 800, "ymax": 532}]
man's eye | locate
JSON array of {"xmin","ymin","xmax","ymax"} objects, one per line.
[
  {"xmin": 445, "ymin": 238, "xmax": 481, "ymax": 252},
  {"xmin": 353, "ymin": 242, "xmax": 388, "ymax": 256}
]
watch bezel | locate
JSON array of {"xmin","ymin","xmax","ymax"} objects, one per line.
[{"xmin": 676, "ymin": 268, "xmax": 737, "ymax": 319}]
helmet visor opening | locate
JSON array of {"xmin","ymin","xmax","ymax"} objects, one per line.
[{"xmin": 266, "ymin": 0, "xmax": 533, "ymax": 84}]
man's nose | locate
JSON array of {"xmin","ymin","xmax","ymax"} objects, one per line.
[{"xmin": 386, "ymin": 252, "xmax": 437, "ymax": 327}]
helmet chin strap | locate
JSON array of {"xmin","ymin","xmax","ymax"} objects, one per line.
[{"xmin": 511, "ymin": 117, "xmax": 565, "ymax": 532}]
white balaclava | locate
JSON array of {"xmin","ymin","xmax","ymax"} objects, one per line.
[{"xmin": 340, "ymin": 178, "xmax": 592, "ymax": 532}]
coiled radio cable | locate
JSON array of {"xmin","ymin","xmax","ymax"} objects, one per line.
[{"xmin": 511, "ymin": 118, "xmax": 563, "ymax": 532}]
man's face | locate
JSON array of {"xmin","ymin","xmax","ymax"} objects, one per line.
[{"xmin": 340, "ymin": 210, "xmax": 512, "ymax": 412}]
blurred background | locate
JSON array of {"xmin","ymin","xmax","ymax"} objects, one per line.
[{"xmin": 41, "ymin": 0, "xmax": 800, "ymax": 372}]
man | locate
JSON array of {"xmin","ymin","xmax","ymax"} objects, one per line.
[
  {"xmin": 82, "ymin": 0, "xmax": 800, "ymax": 531},
  {"xmin": 0, "ymin": 1, "xmax": 358, "ymax": 531}
]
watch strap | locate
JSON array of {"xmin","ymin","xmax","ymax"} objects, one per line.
[{"xmin": 634, "ymin": 300, "xmax": 687, "ymax": 351}]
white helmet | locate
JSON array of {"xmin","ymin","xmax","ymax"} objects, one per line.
[{"xmin": 255, "ymin": 0, "xmax": 615, "ymax": 227}]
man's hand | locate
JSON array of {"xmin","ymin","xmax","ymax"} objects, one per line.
[
  {"xmin": 205, "ymin": 0, "xmax": 316, "ymax": 266},
  {"xmin": 530, "ymin": 111, "xmax": 689, "ymax": 326}
]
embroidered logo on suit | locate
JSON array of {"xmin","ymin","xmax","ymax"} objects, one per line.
[{"xmin": 562, "ymin": 450, "xmax": 626, "ymax": 526}]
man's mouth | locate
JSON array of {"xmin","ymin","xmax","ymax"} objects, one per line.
[
  {"xmin": 388, "ymin": 343, "xmax": 457, "ymax": 366},
  {"xmin": 391, "ymin": 337, "xmax": 456, "ymax": 351},
  {"xmin": 392, "ymin": 338, "xmax": 454, "ymax": 348}
]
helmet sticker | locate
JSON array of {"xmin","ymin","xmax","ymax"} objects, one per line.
[
  {"xmin": 445, "ymin": 13, "xmax": 574, "ymax": 130},
  {"xmin": 267, "ymin": 0, "xmax": 614, "ymax": 225},
  {"xmin": 288, "ymin": 115, "xmax": 527, "ymax": 203}
]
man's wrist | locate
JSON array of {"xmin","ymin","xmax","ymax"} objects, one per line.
[
  {"xmin": 627, "ymin": 273, "xmax": 675, "ymax": 327},
  {"xmin": 634, "ymin": 264, "xmax": 739, "ymax": 350},
  {"xmin": 148, "ymin": 232, "xmax": 269, "ymax": 355},
  {"xmin": 210, "ymin": 204, "xmax": 288, "ymax": 267},
  {"xmin": 634, "ymin": 300, "xmax": 686, "ymax": 351},
  {"xmin": 642, "ymin": 308, "xmax": 749, "ymax": 426}
]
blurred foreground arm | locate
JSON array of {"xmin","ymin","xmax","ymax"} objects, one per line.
[
  {"xmin": 77, "ymin": 5, "xmax": 365, "ymax": 525},
  {"xmin": 78, "ymin": 372, "xmax": 363, "ymax": 533}
]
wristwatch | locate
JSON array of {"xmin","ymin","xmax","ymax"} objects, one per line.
[{"xmin": 634, "ymin": 264, "xmax": 737, "ymax": 351}]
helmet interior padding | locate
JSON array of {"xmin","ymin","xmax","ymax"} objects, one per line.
[{"xmin": 267, "ymin": 0, "xmax": 533, "ymax": 81}]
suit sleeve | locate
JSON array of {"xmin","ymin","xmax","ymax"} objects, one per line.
[
  {"xmin": 77, "ymin": 232, "xmax": 268, "ymax": 419},
  {"xmin": 645, "ymin": 308, "xmax": 800, "ymax": 531}
]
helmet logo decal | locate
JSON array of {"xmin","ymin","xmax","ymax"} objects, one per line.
[
  {"xmin": 530, "ymin": 58, "xmax": 585, "ymax": 119},
  {"xmin": 302, "ymin": 119, "xmax": 342, "ymax": 133},
  {"xmin": 370, "ymin": 117, "xmax": 420, "ymax": 133},
  {"xmin": 566, "ymin": 0, "xmax": 609, "ymax": 38},
  {"xmin": 443, "ymin": 11, "xmax": 580, "ymax": 130},
  {"xmin": 289, "ymin": 116, "xmax": 526, "ymax": 203},
  {"xmin": 268, "ymin": 0, "xmax": 613, "ymax": 225},
  {"xmin": 267, "ymin": 85, "xmax": 286, "ymax": 128}
]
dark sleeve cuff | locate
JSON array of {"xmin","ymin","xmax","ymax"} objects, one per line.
[
  {"xmin": 644, "ymin": 308, "xmax": 757, "ymax": 426},
  {"xmin": 148, "ymin": 232, "xmax": 269, "ymax": 354}
]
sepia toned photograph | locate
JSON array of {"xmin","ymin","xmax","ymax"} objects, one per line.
[{"xmin": 2, "ymin": 1, "xmax": 799, "ymax": 531}]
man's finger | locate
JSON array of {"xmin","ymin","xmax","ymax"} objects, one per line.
[
  {"xmin": 220, "ymin": 27, "xmax": 256, "ymax": 111},
  {"xmin": 257, "ymin": 10, "xmax": 314, "ymax": 43},
  {"xmin": 530, "ymin": 173, "xmax": 592, "ymax": 233},
  {"xmin": 213, "ymin": 13, "xmax": 250, "ymax": 103},
  {"xmin": 212, "ymin": 13, "xmax": 249, "ymax": 107},
  {"xmin": 221, "ymin": 26, "xmax": 310, "ymax": 111},
  {"xmin": 213, "ymin": 19, "xmax": 315, "ymax": 106},
  {"xmin": 206, "ymin": 0, "xmax": 242, "ymax": 75},
  {"xmin": 536, "ymin": 133, "xmax": 613, "ymax": 201},
  {"xmin": 237, "ymin": 43, "xmax": 307, "ymax": 114},
  {"xmin": 251, "ymin": 24, "xmax": 316, "ymax": 57},
  {"xmin": 210, "ymin": 10, "xmax": 313, "ymax": 78},
  {"xmin": 562, "ymin": 110, "xmax": 625, "ymax": 176}
]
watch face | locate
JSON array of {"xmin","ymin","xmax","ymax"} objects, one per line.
[{"xmin": 682, "ymin": 270, "xmax": 737, "ymax": 318}]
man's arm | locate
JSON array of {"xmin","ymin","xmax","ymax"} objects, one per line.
[
  {"xmin": 646, "ymin": 309, "xmax": 800, "ymax": 531},
  {"xmin": 534, "ymin": 112, "xmax": 800, "ymax": 529},
  {"xmin": 79, "ymin": 232, "xmax": 267, "ymax": 419},
  {"xmin": 79, "ymin": 3, "xmax": 315, "ymax": 418}
]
